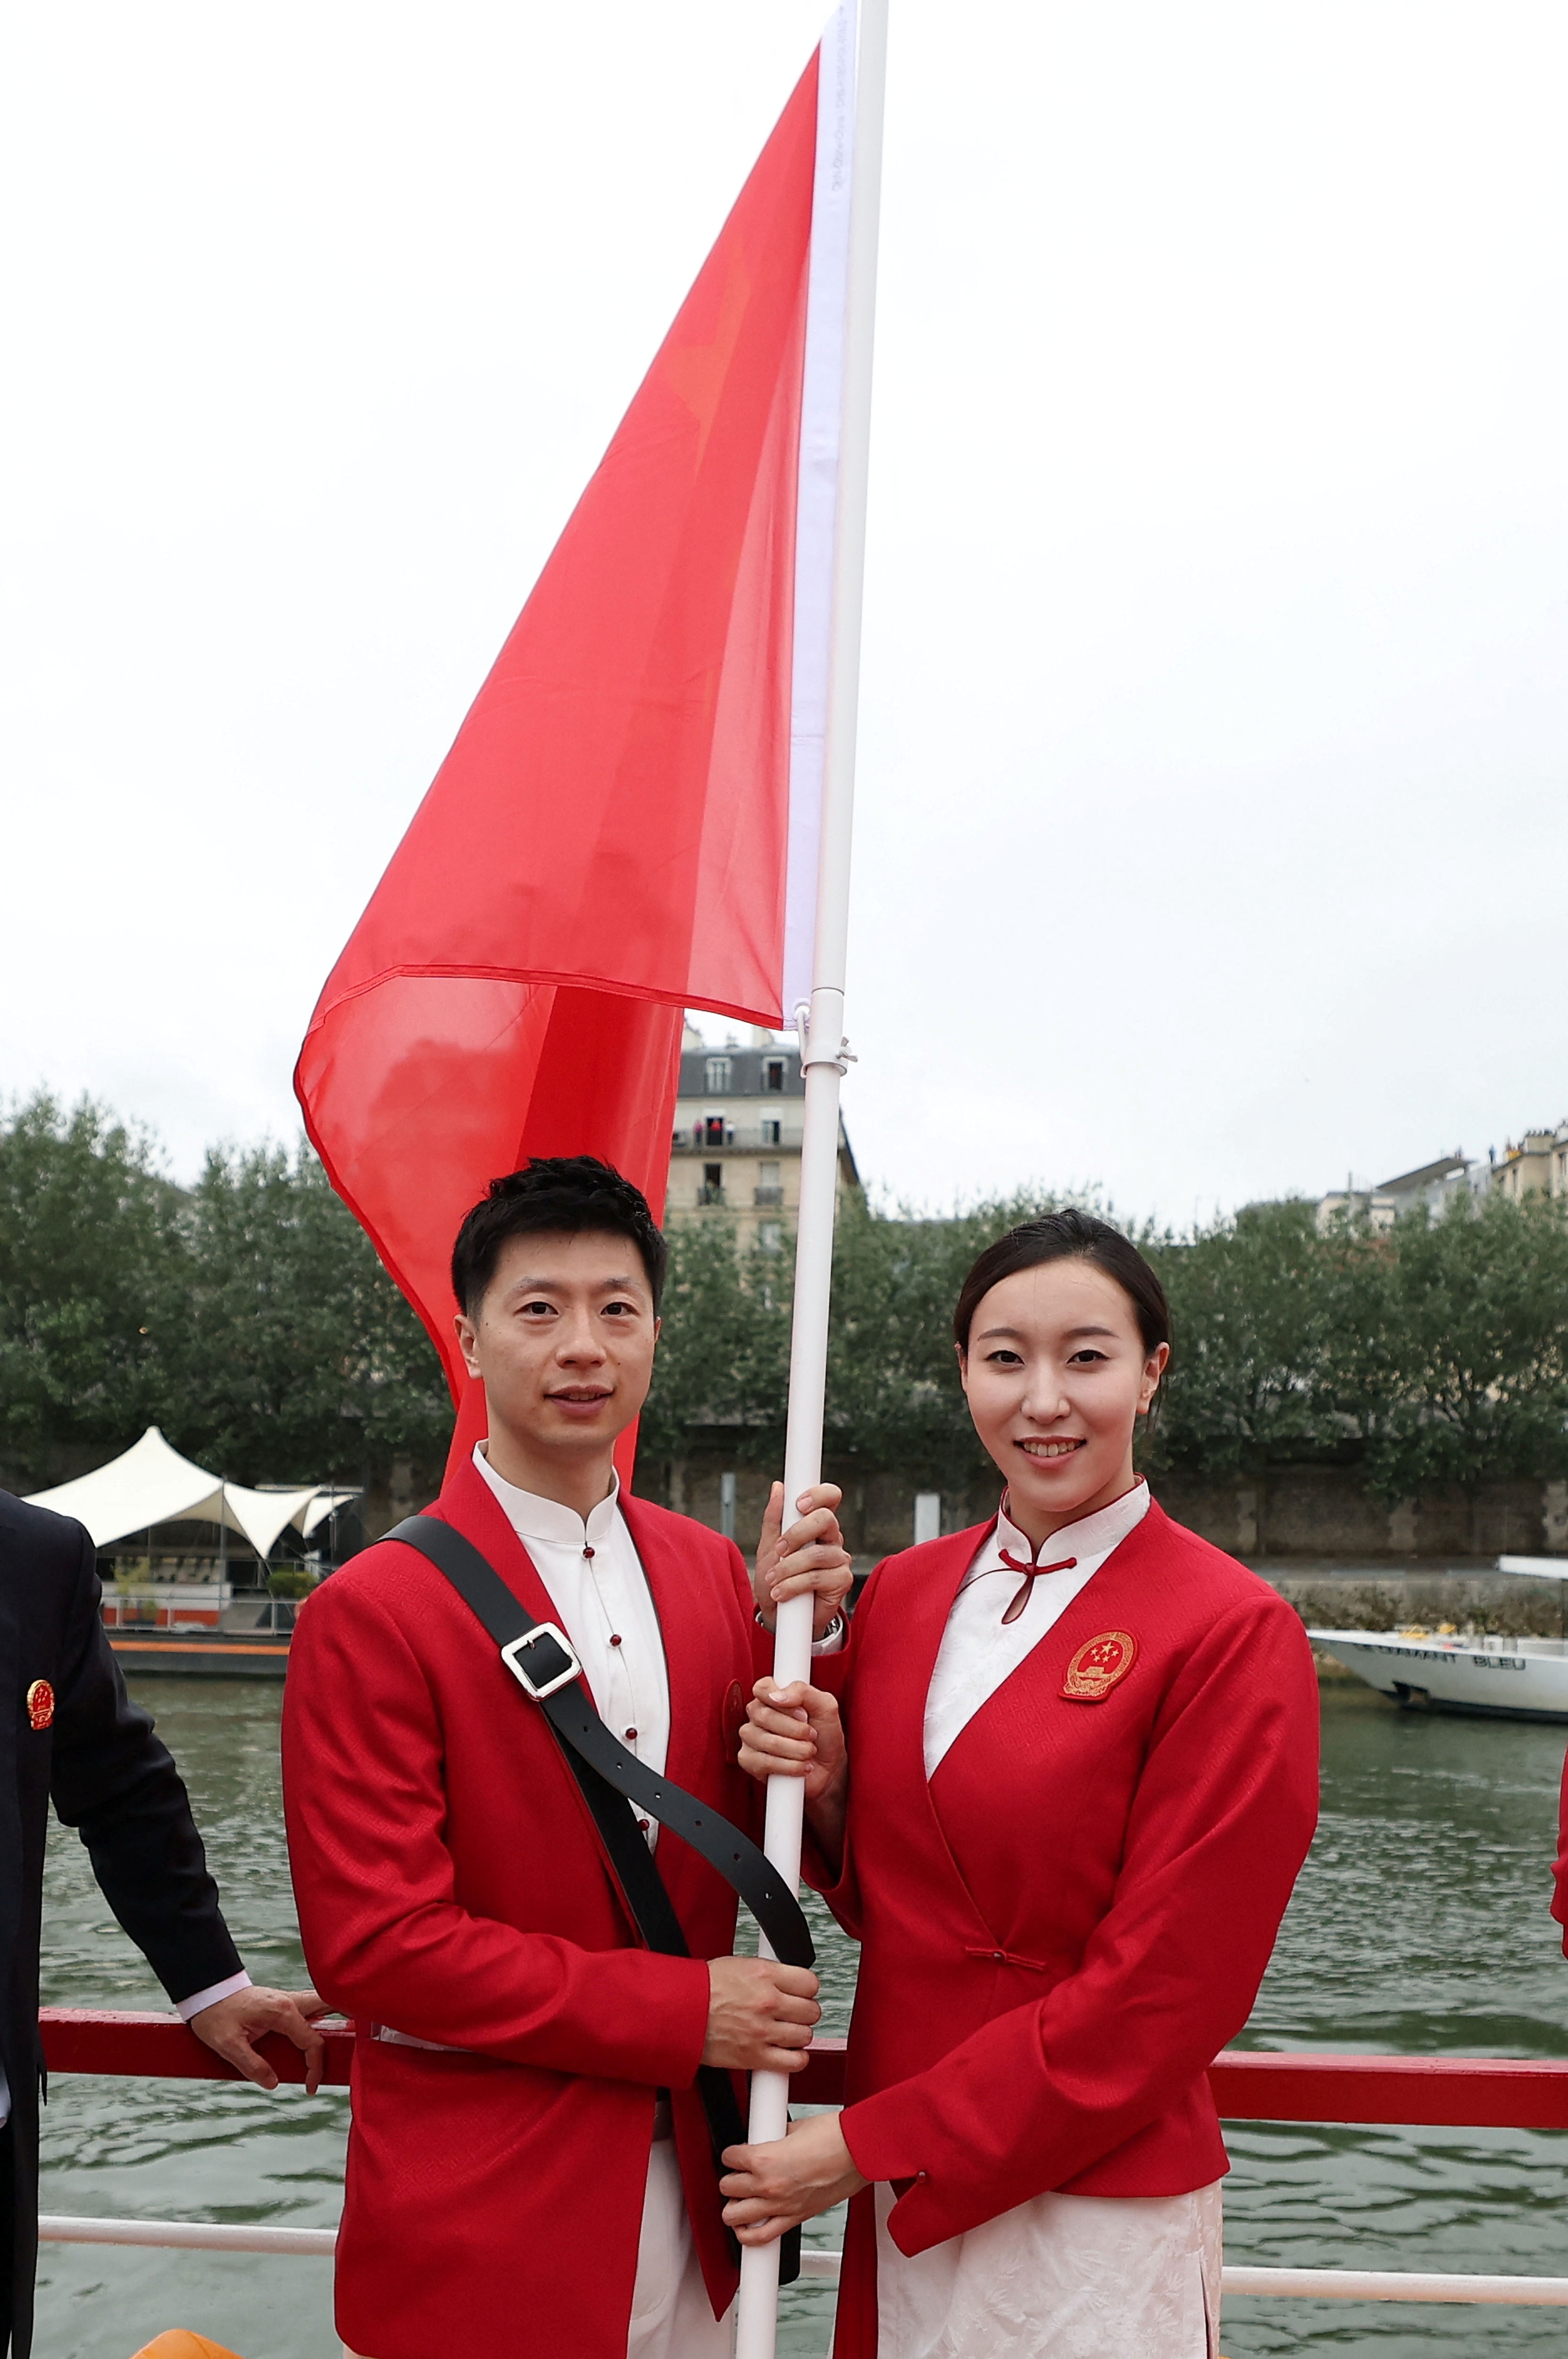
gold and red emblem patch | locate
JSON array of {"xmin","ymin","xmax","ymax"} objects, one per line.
[
  {"xmin": 1060, "ymin": 1631, "xmax": 1137, "ymax": 1703},
  {"xmin": 25, "ymin": 1680, "xmax": 55, "ymax": 1731}
]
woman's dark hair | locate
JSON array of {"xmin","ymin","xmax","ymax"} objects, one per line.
[
  {"xmin": 952, "ymin": 1207, "xmax": 1170, "ymax": 1366},
  {"xmin": 451, "ymin": 1156, "xmax": 667, "ymax": 1316}
]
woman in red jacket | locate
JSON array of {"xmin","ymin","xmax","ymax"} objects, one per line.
[{"xmin": 723, "ymin": 1209, "xmax": 1319, "ymax": 2359}]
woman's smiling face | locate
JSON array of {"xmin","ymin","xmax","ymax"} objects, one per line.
[{"xmin": 958, "ymin": 1256, "xmax": 1168, "ymax": 1547}]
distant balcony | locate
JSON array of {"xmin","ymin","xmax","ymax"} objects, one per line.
[
  {"xmin": 672, "ymin": 1126, "xmax": 803, "ymax": 1154},
  {"xmin": 753, "ymin": 1185, "xmax": 784, "ymax": 1206},
  {"xmin": 697, "ymin": 1183, "xmax": 726, "ymax": 1206}
]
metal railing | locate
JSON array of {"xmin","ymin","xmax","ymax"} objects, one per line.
[
  {"xmin": 673, "ymin": 1129, "xmax": 802, "ymax": 1154},
  {"xmin": 36, "ymin": 2013, "xmax": 1568, "ymax": 2305}
]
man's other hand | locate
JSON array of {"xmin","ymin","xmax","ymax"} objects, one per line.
[
  {"xmin": 187, "ymin": 1985, "xmax": 331, "ymax": 2094},
  {"xmin": 703, "ymin": 1956, "xmax": 820, "ymax": 2073},
  {"xmin": 754, "ymin": 1482, "xmax": 852, "ymax": 1639}
]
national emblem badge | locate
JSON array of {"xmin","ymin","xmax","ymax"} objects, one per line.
[
  {"xmin": 25, "ymin": 1679, "xmax": 55, "ymax": 1731},
  {"xmin": 1060, "ymin": 1631, "xmax": 1136, "ymax": 1702}
]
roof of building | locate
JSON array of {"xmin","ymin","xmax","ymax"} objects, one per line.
[
  {"xmin": 677, "ymin": 1044, "xmax": 804, "ymax": 1099},
  {"xmin": 1375, "ymin": 1154, "xmax": 1468, "ymax": 1195}
]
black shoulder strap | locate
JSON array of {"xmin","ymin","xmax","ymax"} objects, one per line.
[
  {"xmin": 386, "ymin": 1513, "xmax": 809, "ymax": 2281},
  {"xmin": 388, "ymin": 1514, "xmax": 812, "ymax": 1969}
]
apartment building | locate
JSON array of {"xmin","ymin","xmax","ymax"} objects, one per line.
[
  {"xmin": 1317, "ymin": 1152, "xmax": 1476, "ymax": 1231},
  {"xmin": 1317, "ymin": 1122, "xmax": 1568, "ymax": 1229},
  {"xmin": 1492, "ymin": 1125, "xmax": 1568, "ymax": 1204},
  {"xmin": 667, "ymin": 1025, "xmax": 860, "ymax": 1246}
]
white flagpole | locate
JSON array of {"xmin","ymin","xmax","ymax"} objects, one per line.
[{"xmin": 734, "ymin": 0, "xmax": 888, "ymax": 2351}]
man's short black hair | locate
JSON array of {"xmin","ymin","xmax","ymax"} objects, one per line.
[{"xmin": 450, "ymin": 1156, "xmax": 667, "ymax": 1318}]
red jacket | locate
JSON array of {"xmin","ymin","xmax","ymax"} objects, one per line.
[
  {"xmin": 815, "ymin": 1500, "xmax": 1318, "ymax": 2357},
  {"xmin": 1550, "ymin": 1753, "xmax": 1568, "ymax": 1945},
  {"xmin": 281, "ymin": 1457, "xmax": 762, "ymax": 2359}
]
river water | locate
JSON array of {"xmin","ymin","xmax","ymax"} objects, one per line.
[{"xmin": 32, "ymin": 1674, "xmax": 1568, "ymax": 2359}]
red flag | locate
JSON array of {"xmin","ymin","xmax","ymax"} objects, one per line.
[{"xmin": 297, "ymin": 40, "xmax": 847, "ymax": 1479}]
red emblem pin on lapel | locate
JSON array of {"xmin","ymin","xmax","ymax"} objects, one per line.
[
  {"xmin": 1061, "ymin": 1631, "xmax": 1136, "ymax": 1703},
  {"xmin": 25, "ymin": 1680, "xmax": 55, "ymax": 1731}
]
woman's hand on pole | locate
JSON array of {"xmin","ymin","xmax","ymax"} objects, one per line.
[
  {"xmin": 739, "ymin": 1678, "xmax": 849, "ymax": 1867},
  {"xmin": 720, "ymin": 2112, "xmax": 869, "ymax": 2244},
  {"xmin": 740, "ymin": 1679, "xmax": 845, "ymax": 1798},
  {"xmin": 753, "ymin": 1481, "xmax": 853, "ymax": 1639}
]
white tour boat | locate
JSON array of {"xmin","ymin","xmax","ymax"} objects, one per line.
[{"xmin": 1310, "ymin": 1556, "xmax": 1568, "ymax": 1722}]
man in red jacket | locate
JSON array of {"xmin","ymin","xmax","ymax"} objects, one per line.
[{"xmin": 283, "ymin": 1156, "xmax": 851, "ymax": 2359}]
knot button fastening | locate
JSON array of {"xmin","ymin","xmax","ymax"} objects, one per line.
[
  {"xmin": 625, "ymin": 1727, "xmax": 638, "ymax": 1741},
  {"xmin": 997, "ymin": 1551, "xmax": 1078, "ymax": 1627},
  {"xmin": 609, "ymin": 1632, "xmax": 623, "ymax": 1647}
]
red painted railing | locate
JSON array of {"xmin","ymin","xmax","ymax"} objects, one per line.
[{"xmin": 39, "ymin": 2010, "xmax": 1568, "ymax": 2128}]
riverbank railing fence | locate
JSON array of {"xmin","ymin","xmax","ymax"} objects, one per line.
[{"xmin": 34, "ymin": 2010, "xmax": 1568, "ymax": 2309}]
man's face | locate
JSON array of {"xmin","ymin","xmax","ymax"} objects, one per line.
[{"xmin": 453, "ymin": 1229, "xmax": 659, "ymax": 1464}]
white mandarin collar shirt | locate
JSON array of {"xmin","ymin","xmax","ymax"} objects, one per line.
[
  {"xmin": 922, "ymin": 1480, "xmax": 1151, "ymax": 1778},
  {"xmin": 473, "ymin": 1445, "xmax": 670, "ymax": 1845}
]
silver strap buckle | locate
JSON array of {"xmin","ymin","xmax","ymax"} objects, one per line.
[{"xmin": 500, "ymin": 1622, "xmax": 583, "ymax": 1700}]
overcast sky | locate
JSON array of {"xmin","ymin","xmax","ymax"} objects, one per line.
[{"xmin": 4, "ymin": 1, "xmax": 1565, "ymax": 1230}]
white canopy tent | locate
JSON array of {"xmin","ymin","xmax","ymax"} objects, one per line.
[{"xmin": 25, "ymin": 1427, "xmax": 359, "ymax": 1559}]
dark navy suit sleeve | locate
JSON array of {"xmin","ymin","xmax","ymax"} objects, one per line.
[{"xmin": 48, "ymin": 1523, "xmax": 242, "ymax": 2002}]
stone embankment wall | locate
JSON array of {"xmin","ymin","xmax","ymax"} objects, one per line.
[
  {"xmin": 355, "ymin": 1456, "xmax": 1568, "ymax": 1631},
  {"xmin": 1152, "ymin": 1466, "xmax": 1568, "ymax": 1565},
  {"xmin": 1252, "ymin": 1566, "xmax": 1568, "ymax": 1639},
  {"xmin": 645, "ymin": 1457, "xmax": 1568, "ymax": 1566},
  {"xmin": 632, "ymin": 1459, "xmax": 1568, "ymax": 1634}
]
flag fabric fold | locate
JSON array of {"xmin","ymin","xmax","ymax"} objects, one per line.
[{"xmin": 296, "ymin": 20, "xmax": 852, "ymax": 1474}]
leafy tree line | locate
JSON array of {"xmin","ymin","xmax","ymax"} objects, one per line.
[
  {"xmin": 0, "ymin": 1094, "xmax": 450, "ymax": 1495},
  {"xmin": 7, "ymin": 1091, "xmax": 1568, "ymax": 1509},
  {"xmin": 642, "ymin": 1190, "xmax": 1568, "ymax": 1508}
]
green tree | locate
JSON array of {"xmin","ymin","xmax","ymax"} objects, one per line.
[
  {"xmin": 639, "ymin": 1216, "xmax": 792, "ymax": 1468},
  {"xmin": 825, "ymin": 1194, "xmax": 1033, "ymax": 1491},
  {"xmin": 1151, "ymin": 1198, "xmax": 1344, "ymax": 1475},
  {"xmin": 1343, "ymin": 1191, "xmax": 1568, "ymax": 1502},
  {"xmin": 0, "ymin": 1093, "xmax": 183, "ymax": 1486},
  {"xmin": 165, "ymin": 1141, "xmax": 450, "ymax": 1486}
]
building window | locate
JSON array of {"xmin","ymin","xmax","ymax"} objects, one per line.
[
  {"xmin": 755, "ymin": 1159, "xmax": 783, "ymax": 1208},
  {"xmin": 700, "ymin": 1163, "xmax": 724, "ymax": 1206},
  {"xmin": 705, "ymin": 1055, "xmax": 732, "ymax": 1092},
  {"xmin": 765, "ymin": 1058, "xmax": 785, "ymax": 1092},
  {"xmin": 759, "ymin": 1221, "xmax": 783, "ymax": 1252},
  {"xmin": 761, "ymin": 1118, "xmax": 781, "ymax": 1146}
]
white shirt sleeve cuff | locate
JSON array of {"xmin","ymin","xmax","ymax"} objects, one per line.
[
  {"xmin": 176, "ymin": 1970, "xmax": 254, "ymax": 2021},
  {"xmin": 810, "ymin": 1618, "xmax": 847, "ymax": 1656}
]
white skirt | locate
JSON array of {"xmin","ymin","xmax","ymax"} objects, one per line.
[
  {"xmin": 874, "ymin": 2178, "xmax": 1222, "ymax": 2359},
  {"xmin": 626, "ymin": 2138, "xmax": 732, "ymax": 2359}
]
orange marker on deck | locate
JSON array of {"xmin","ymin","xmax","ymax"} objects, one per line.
[{"xmin": 129, "ymin": 2336, "xmax": 245, "ymax": 2359}]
